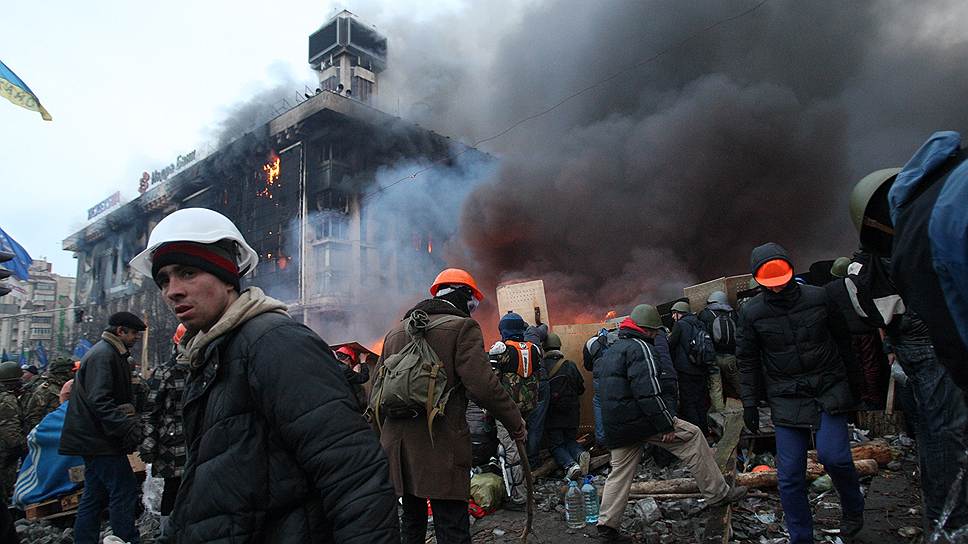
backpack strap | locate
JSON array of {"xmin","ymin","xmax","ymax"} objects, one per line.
[
  {"xmin": 548, "ymin": 358, "xmax": 567, "ymax": 378},
  {"xmin": 419, "ymin": 314, "xmax": 463, "ymax": 447}
]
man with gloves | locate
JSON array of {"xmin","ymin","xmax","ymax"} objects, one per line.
[{"xmin": 737, "ymin": 242, "xmax": 864, "ymax": 543}]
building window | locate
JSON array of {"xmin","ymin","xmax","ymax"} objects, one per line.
[
  {"xmin": 35, "ymin": 283, "xmax": 55, "ymax": 292},
  {"xmin": 31, "ymin": 316, "xmax": 52, "ymax": 324},
  {"xmin": 31, "ymin": 327, "xmax": 52, "ymax": 336}
]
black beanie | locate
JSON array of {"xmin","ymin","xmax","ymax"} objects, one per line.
[{"xmin": 151, "ymin": 242, "xmax": 241, "ymax": 291}]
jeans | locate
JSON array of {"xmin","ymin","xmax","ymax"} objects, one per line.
[
  {"xmin": 526, "ymin": 378, "xmax": 550, "ymax": 466},
  {"xmin": 547, "ymin": 428, "xmax": 584, "ymax": 468},
  {"xmin": 894, "ymin": 342, "xmax": 968, "ymax": 529},
  {"xmin": 593, "ymin": 376, "xmax": 605, "ymax": 445},
  {"xmin": 400, "ymin": 494, "xmax": 470, "ymax": 544},
  {"xmin": 74, "ymin": 455, "xmax": 141, "ymax": 544},
  {"xmin": 775, "ymin": 413, "xmax": 864, "ymax": 544}
]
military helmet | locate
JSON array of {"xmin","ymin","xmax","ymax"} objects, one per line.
[
  {"xmin": 670, "ymin": 301, "xmax": 691, "ymax": 314},
  {"xmin": 830, "ymin": 257, "xmax": 851, "ymax": 278},
  {"xmin": 545, "ymin": 332, "xmax": 562, "ymax": 350},
  {"xmin": 631, "ymin": 304, "xmax": 663, "ymax": 330},
  {"xmin": 706, "ymin": 291, "xmax": 728, "ymax": 305},
  {"xmin": 0, "ymin": 361, "xmax": 22, "ymax": 381},
  {"xmin": 50, "ymin": 356, "xmax": 75, "ymax": 373},
  {"xmin": 850, "ymin": 168, "xmax": 900, "ymax": 233}
]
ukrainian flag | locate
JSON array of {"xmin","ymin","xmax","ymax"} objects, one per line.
[{"xmin": 0, "ymin": 59, "xmax": 51, "ymax": 121}]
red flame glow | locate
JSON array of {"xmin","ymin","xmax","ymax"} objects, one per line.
[{"xmin": 257, "ymin": 151, "xmax": 281, "ymax": 199}]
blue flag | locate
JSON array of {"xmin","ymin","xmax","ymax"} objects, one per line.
[
  {"xmin": 35, "ymin": 341, "xmax": 48, "ymax": 369},
  {"xmin": 0, "ymin": 226, "xmax": 32, "ymax": 281},
  {"xmin": 18, "ymin": 348, "xmax": 28, "ymax": 367},
  {"xmin": 72, "ymin": 339, "xmax": 93, "ymax": 360},
  {"xmin": 0, "ymin": 350, "xmax": 9, "ymax": 362},
  {"xmin": 0, "ymin": 59, "xmax": 52, "ymax": 121}
]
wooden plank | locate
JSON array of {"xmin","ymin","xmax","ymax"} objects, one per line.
[
  {"xmin": 683, "ymin": 274, "xmax": 754, "ymax": 313},
  {"xmin": 496, "ymin": 280, "xmax": 551, "ymax": 327},
  {"xmin": 25, "ymin": 489, "xmax": 83, "ymax": 521}
]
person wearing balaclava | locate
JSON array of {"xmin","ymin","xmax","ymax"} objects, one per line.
[{"xmin": 737, "ymin": 243, "xmax": 864, "ymax": 543}]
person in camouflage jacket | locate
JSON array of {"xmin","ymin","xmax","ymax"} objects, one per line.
[
  {"xmin": 140, "ymin": 335, "xmax": 189, "ymax": 519},
  {"xmin": 0, "ymin": 361, "xmax": 27, "ymax": 539},
  {"xmin": 23, "ymin": 356, "xmax": 75, "ymax": 431}
]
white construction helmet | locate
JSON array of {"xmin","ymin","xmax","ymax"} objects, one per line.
[{"xmin": 129, "ymin": 208, "xmax": 259, "ymax": 278}]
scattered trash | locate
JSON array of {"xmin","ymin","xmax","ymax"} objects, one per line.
[
  {"xmin": 754, "ymin": 512, "xmax": 776, "ymax": 524},
  {"xmin": 898, "ymin": 526, "xmax": 922, "ymax": 537},
  {"xmin": 492, "ymin": 528, "xmax": 506, "ymax": 536},
  {"xmin": 810, "ymin": 474, "xmax": 833, "ymax": 492},
  {"xmin": 633, "ymin": 497, "xmax": 663, "ymax": 526}
]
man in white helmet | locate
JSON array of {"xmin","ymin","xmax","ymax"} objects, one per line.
[{"xmin": 130, "ymin": 208, "xmax": 398, "ymax": 544}]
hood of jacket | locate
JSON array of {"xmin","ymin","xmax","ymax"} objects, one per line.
[
  {"xmin": 705, "ymin": 301, "xmax": 734, "ymax": 313},
  {"xmin": 750, "ymin": 242, "xmax": 793, "ymax": 277},
  {"xmin": 405, "ymin": 298, "xmax": 470, "ymax": 319},
  {"xmin": 184, "ymin": 287, "xmax": 288, "ymax": 368}
]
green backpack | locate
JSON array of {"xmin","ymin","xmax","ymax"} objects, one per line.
[{"xmin": 370, "ymin": 310, "xmax": 462, "ymax": 445}]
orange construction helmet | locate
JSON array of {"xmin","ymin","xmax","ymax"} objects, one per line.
[
  {"xmin": 335, "ymin": 345, "xmax": 358, "ymax": 363},
  {"xmin": 755, "ymin": 259, "xmax": 794, "ymax": 288},
  {"xmin": 429, "ymin": 268, "xmax": 485, "ymax": 301},
  {"xmin": 172, "ymin": 323, "xmax": 188, "ymax": 345}
]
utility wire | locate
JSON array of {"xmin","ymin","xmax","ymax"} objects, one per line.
[{"xmin": 361, "ymin": 0, "xmax": 770, "ymax": 203}]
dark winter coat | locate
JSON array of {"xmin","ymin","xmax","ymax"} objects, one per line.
[
  {"xmin": 169, "ymin": 302, "xmax": 398, "ymax": 543},
  {"xmin": 889, "ymin": 132, "xmax": 968, "ymax": 389},
  {"xmin": 545, "ymin": 352, "xmax": 584, "ymax": 430},
  {"xmin": 824, "ymin": 279, "xmax": 875, "ymax": 336},
  {"xmin": 376, "ymin": 298, "xmax": 523, "ymax": 501},
  {"xmin": 60, "ymin": 332, "xmax": 140, "ymax": 456},
  {"xmin": 594, "ymin": 325, "xmax": 675, "ymax": 449},
  {"xmin": 668, "ymin": 314, "xmax": 708, "ymax": 376},
  {"xmin": 651, "ymin": 331, "xmax": 679, "ymax": 418},
  {"xmin": 736, "ymin": 243, "xmax": 855, "ymax": 428}
]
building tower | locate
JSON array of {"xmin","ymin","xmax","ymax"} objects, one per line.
[{"xmin": 309, "ymin": 10, "xmax": 387, "ymax": 104}]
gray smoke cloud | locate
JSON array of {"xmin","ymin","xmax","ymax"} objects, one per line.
[{"xmin": 361, "ymin": 0, "xmax": 968, "ymax": 321}]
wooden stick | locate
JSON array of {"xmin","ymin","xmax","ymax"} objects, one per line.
[{"xmin": 885, "ymin": 373, "xmax": 896, "ymax": 416}]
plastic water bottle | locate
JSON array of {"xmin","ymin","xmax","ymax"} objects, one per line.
[
  {"xmin": 582, "ymin": 476, "xmax": 600, "ymax": 523},
  {"xmin": 565, "ymin": 480, "xmax": 586, "ymax": 529}
]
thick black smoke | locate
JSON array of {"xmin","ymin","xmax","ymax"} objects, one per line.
[{"xmin": 366, "ymin": 0, "xmax": 968, "ymax": 318}]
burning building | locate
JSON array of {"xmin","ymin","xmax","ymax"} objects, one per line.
[{"xmin": 62, "ymin": 11, "xmax": 490, "ymax": 367}]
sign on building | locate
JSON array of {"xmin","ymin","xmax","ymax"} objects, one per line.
[
  {"xmin": 496, "ymin": 279, "xmax": 550, "ymax": 326},
  {"xmin": 87, "ymin": 191, "xmax": 121, "ymax": 220}
]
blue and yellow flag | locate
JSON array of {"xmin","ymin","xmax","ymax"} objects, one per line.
[{"xmin": 0, "ymin": 59, "xmax": 51, "ymax": 121}]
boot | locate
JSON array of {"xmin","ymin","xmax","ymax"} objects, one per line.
[
  {"xmin": 708, "ymin": 485, "xmax": 747, "ymax": 507},
  {"xmin": 840, "ymin": 510, "xmax": 864, "ymax": 539},
  {"xmin": 596, "ymin": 524, "xmax": 633, "ymax": 542}
]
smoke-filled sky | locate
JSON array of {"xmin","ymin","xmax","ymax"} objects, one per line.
[{"xmin": 3, "ymin": 0, "xmax": 968, "ymax": 322}]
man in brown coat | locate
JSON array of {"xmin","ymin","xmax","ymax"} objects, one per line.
[{"xmin": 375, "ymin": 268, "xmax": 526, "ymax": 544}]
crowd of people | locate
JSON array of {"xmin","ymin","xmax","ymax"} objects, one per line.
[{"xmin": 0, "ymin": 130, "xmax": 966, "ymax": 544}]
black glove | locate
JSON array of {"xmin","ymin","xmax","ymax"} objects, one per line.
[
  {"xmin": 122, "ymin": 425, "xmax": 144, "ymax": 454},
  {"xmin": 743, "ymin": 407, "xmax": 760, "ymax": 434}
]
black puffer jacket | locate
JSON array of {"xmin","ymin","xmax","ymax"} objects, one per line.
[
  {"xmin": 736, "ymin": 243, "xmax": 855, "ymax": 428},
  {"xmin": 60, "ymin": 333, "xmax": 140, "ymax": 456},
  {"xmin": 594, "ymin": 326, "xmax": 675, "ymax": 448},
  {"xmin": 168, "ymin": 312, "xmax": 398, "ymax": 544}
]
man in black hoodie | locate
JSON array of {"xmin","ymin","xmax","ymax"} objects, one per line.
[{"xmin": 737, "ymin": 243, "xmax": 864, "ymax": 543}]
